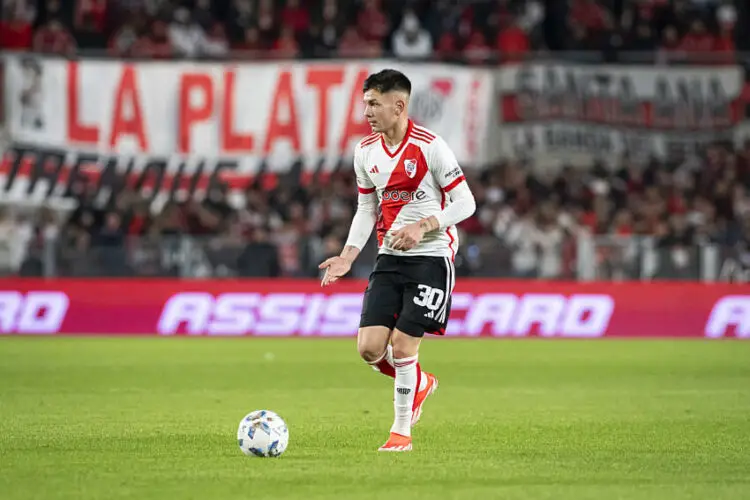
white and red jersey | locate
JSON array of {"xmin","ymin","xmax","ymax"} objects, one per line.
[{"xmin": 354, "ymin": 120, "xmax": 466, "ymax": 259}]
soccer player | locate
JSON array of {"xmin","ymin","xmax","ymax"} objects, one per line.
[{"xmin": 319, "ymin": 69, "xmax": 476, "ymax": 452}]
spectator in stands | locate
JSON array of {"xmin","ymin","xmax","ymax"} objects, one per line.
[
  {"xmin": 714, "ymin": 23, "xmax": 735, "ymax": 61},
  {"xmin": 716, "ymin": 0, "xmax": 737, "ymax": 29},
  {"xmin": 3, "ymin": 0, "xmax": 36, "ymax": 23},
  {"xmin": 74, "ymin": 0, "xmax": 107, "ymax": 33},
  {"xmin": 75, "ymin": 12, "xmax": 107, "ymax": 50},
  {"xmin": 680, "ymin": 19, "xmax": 715, "ymax": 59},
  {"xmin": 434, "ymin": 32, "xmax": 458, "ymax": 62},
  {"xmin": 233, "ymin": 26, "xmax": 265, "ymax": 54},
  {"xmin": 356, "ymin": 0, "xmax": 389, "ymax": 43},
  {"xmin": 517, "ymin": 0, "xmax": 544, "ymax": 43},
  {"xmin": 255, "ymin": 0, "xmax": 277, "ymax": 45},
  {"xmin": 108, "ymin": 20, "xmax": 139, "ymax": 56},
  {"xmin": 237, "ymin": 226, "xmax": 280, "ymax": 277},
  {"xmin": 281, "ymin": 0, "xmax": 310, "ymax": 36},
  {"xmin": 155, "ymin": 202, "xmax": 185, "ymax": 236},
  {"xmin": 657, "ymin": 25, "xmax": 684, "ymax": 63},
  {"xmin": 227, "ymin": 0, "xmax": 257, "ymax": 42},
  {"xmin": 0, "ymin": 6, "xmax": 33, "ymax": 50},
  {"xmin": 12, "ymin": 0, "xmax": 741, "ymax": 64},
  {"xmin": 391, "ymin": 9, "xmax": 432, "ymax": 60},
  {"xmin": 202, "ymin": 21, "xmax": 229, "ymax": 58},
  {"xmin": 305, "ymin": 0, "xmax": 343, "ymax": 57},
  {"xmin": 33, "ymin": 18, "xmax": 76, "ymax": 55},
  {"xmin": 568, "ymin": 0, "xmax": 611, "ymax": 38},
  {"xmin": 271, "ymin": 25, "xmax": 299, "ymax": 58},
  {"xmin": 192, "ymin": 0, "xmax": 214, "ymax": 30},
  {"xmin": 505, "ymin": 210, "xmax": 540, "ymax": 278},
  {"xmin": 0, "ymin": 210, "xmax": 33, "ymax": 275},
  {"xmin": 627, "ymin": 21, "xmax": 656, "ymax": 52},
  {"xmin": 535, "ymin": 202, "xmax": 567, "ymax": 279},
  {"xmin": 93, "ymin": 211, "xmax": 129, "ymax": 276},
  {"xmin": 168, "ymin": 7, "xmax": 205, "ymax": 58},
  {"xmin": 37, "ymin": 0, "xmax": 62, "ymax": 26},
  {"xmin": 489, "ymin": 0, "xmax": 515, "ymax": 33},
  {"xmin": 463, "ymin": 31, "xmax": 491, "ymax": 65},
  {"xmin": 132, "ymin": 20, "xmax": 173, "ymax": 59},
  {"xmin": 663, "ymin": 0, "xmax": 693, "ymax": 34},
  {"xmin": 656, "ymin": 214, "xmax": 696, "ymax": 280},
  {"xmin": 338, "ymin": 25, "xmax": 380, "ymax": 58},
  {"xmin": 315, "ymin": 0, "xmax": 344, "ymax": 34},
  {"xmin": 497, "ymin": 18, "xmax": 531, "ymax": 62},
  {"xmin": 715, "ymin": 2, "xmax": 736, "ymax": 61},
  {"xmin": 425, "ymin": 0, "xmax": 468, "ymax": 46},
  {"xmin": 567, "ymin": 21, "xmax": 592, "ymax": 52}
]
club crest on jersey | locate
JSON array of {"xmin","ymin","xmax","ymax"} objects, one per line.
[{"xmin": 404, "ymin": 159, "xmax": 417, "ymax": 178}]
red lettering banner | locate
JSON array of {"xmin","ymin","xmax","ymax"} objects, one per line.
[
  {"xmin": 0, "ymin": 280, "xmax": 747, "ymax": 338},
  {"xmin": 3, "ymin": 56, "xmax": 493, "ymax": 166}
]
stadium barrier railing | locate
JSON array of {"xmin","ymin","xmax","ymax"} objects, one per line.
[{"xmin": 1, "ymin": 233, "xmax": 746, "ymax": 283}]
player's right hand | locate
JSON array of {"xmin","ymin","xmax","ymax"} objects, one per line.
[{"xmin": 318, "ymin": 256, "xmax": 352, "ymax": 287}]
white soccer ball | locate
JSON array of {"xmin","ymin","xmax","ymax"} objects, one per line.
[{"xmin": 237, "ymin": 410, "xmax": 289, "ymax": 457}]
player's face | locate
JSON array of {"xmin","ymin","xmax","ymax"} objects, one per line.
[{"xmin": 363, "ymin": 89, "xmax": 405, "ymax": 133}]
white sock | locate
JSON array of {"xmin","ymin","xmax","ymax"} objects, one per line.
[
  {"xmin": 367, "ymin": 344, "xmax": 395, "ymax": 377},
  {"xmin": 382, "ymin": 345, "xmax": 428, "ymax": 389},
  {"xmin": 391, "ymin": 355, "xmax": 418, "ymax": 437},
  {"xmin": 385, "ymin": 345, "xmax": 394, "ymax": 367}
]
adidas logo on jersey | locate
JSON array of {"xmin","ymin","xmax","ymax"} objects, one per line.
[
  {"xmin": 424, "ymin": 310, "xmax": 435, "ymax": 319},
  {"xmin": 369, "ymin": 165, "xmax": 379, "ymax": 174}
]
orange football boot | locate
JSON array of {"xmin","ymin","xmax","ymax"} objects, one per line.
[
  {"xmin": 411, "ymin": 372, "xmax": 439, "ymax": 426},
  {"xmin": 378, "ymin": 432, "xmax": 412, "ymax": 452}
]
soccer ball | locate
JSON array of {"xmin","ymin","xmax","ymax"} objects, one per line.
[{"xmin": 237, "ymin": 410, "xmax": 289, "ymax": 457}]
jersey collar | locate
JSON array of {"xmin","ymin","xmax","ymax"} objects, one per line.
[{"xmin": 380, "ymin": 119, "xmax": 414, "ymax": 159}]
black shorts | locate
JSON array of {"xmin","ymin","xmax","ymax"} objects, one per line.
[{"xmin": 360, "ymin": 254, "xmax": 455, "ymax": 338}]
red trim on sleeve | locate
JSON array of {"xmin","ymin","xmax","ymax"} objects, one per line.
[
  {"xmin": 443, "ymin": 175, "xmax": 465, "ymax": 192},
  {"xmin": 358, "ymin": 186, "xmax": 376, "ymax": 194}
]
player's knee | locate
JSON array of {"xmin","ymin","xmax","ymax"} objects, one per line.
[
  {"xmin": 357, "ymin": 326, "xmax": 391, "ymax": 362},
  {"xmin": 391, "ymin": 329, "xmax": 420, "ymax": 359},
  {"xmin": 357, "ymin": 342, "xmax": 385, "ymax": 363},
  {"xmin": 357, "ymin": 335, "xmax": 387, "ymax": 362}
]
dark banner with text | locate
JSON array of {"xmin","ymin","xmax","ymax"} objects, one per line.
[
  {"xmin": 494, "ymin": 62, "xmax": 746, "ymax": 165},
  {"xmin": 0, "ymin": 280, "xmax": 747, "ymax": 338}
]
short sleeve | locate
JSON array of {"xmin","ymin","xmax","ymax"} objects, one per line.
[
  {"xmin": 429, "ymin": 137, "xmax": 466, "ymax": 192},
  {"xmin": 354, "ymin": 146, "xmax": 376, "ymax": 194}
]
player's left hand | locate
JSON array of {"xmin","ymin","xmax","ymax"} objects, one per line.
[{"xmin": 390, "ymin": 222, "xmax": 426, "ymax": 251}]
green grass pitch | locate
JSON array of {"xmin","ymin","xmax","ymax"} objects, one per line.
[{"xmin": 1, "ymin": 337, "xmax": 749, "ymax": 500}]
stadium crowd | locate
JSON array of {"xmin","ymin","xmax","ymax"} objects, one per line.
[
  {"xmin": 0, "ymin": 0, "xmax": 745, "ymax": 61},
  {"xmin": 0, "ymin": 0, "xmax": 749, "ymax": 280},
  {"xmin": 1, "ymin": 138, "xmax": 749, "ymax": 280}
]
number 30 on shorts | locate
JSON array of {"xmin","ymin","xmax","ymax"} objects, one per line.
[{"xmin": 413, "ymin": 284, "xmax": 445, "ymax": 311}]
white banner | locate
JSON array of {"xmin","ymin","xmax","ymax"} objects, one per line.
[
  {"xmin": 493, "ymin": 62, "xmax": 746, "ymax": 167},
  {"xmin": 2, "ymin": 55, "xmax": 494, "ymax": 175}
]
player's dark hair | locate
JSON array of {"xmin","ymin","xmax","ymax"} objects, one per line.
[{"xmin": 363, "ymin": 69, "xmax": 411, "ymax": 95}]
